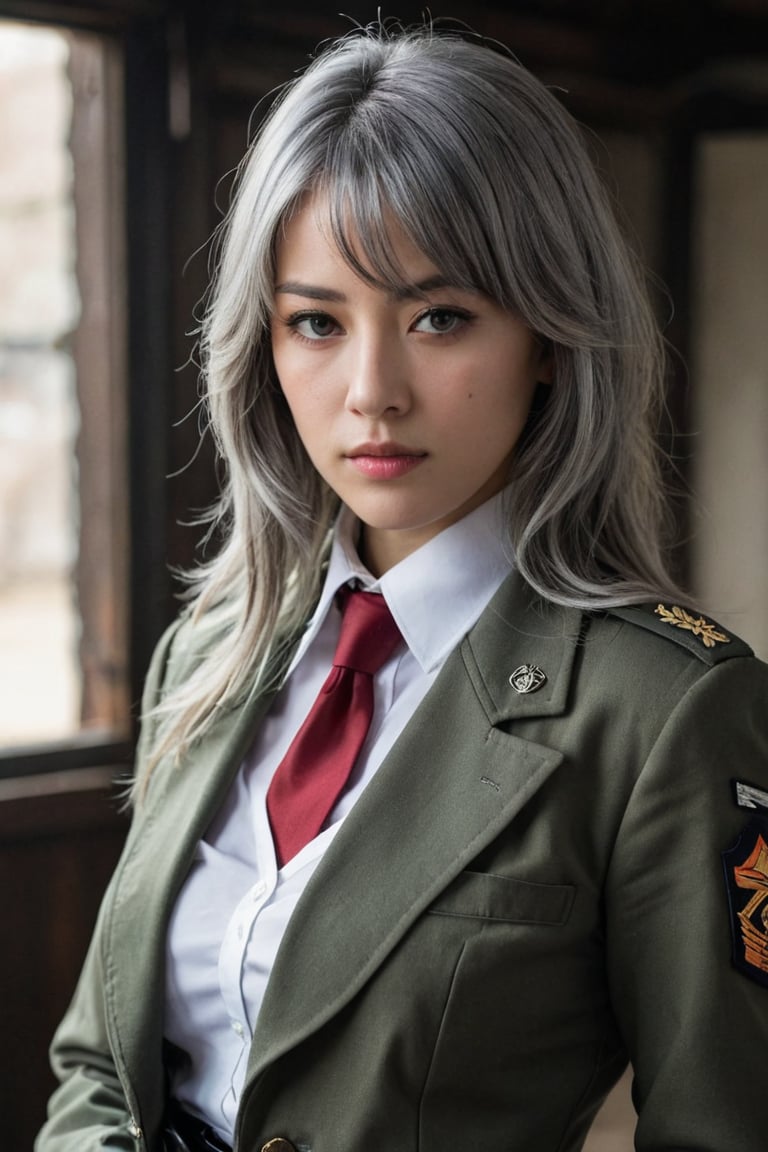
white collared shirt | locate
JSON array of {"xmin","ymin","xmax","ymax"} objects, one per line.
[{"xmin": 164, "ymin": 494, "xmax": 513, "ymax": 1140}]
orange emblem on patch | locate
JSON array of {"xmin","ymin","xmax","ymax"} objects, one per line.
[{"xmin": 733, "ymin": 833, "xmax": 768, "ymax": 975}]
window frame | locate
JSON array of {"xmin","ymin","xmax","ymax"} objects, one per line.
[{"xmin": 0, "ymin": 0, "xmax": 173, "ymax": 783}]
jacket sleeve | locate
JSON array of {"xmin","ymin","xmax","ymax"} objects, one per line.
[
  {"xmin": 35, "ymin": 620, "xmax": 182, "ymax": 1152},
  {"xmin": 605, "ymin": 655, "xmax": 768, "ymax": 1151}
]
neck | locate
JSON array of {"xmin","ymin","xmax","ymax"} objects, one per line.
[{"xmin": 358, "ymin": 524, "xmax": 438, "ymax": 578}]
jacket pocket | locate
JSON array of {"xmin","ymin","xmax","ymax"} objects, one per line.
[{"xmin": 427, "ymin": 870, "xmax": 575, "ymax": 925}]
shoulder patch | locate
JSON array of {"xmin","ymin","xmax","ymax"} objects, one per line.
[
  {"xmin": 608, "ymin": 602, "xmax": 753, "ymax": 665},
  {"xmin": 723, "ymin": 818, "xmax": 768, "ymax": 989}
]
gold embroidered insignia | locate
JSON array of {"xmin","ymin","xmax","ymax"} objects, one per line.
[
  {"xmin": 654, "ymin": 603, "xmax": 730, "ymax": 648},
  {"xmin": 723, "ymin": 821, "xmax": 768, "ymax": 987}
]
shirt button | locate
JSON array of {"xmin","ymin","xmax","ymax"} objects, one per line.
[
  {"xmin": 231, "ymin": 1020, "xmax": 244, "ymax": 1037},
  {"xmin": 260, "ymin": 1140, "xmax": 296, "ymax": 1152}
]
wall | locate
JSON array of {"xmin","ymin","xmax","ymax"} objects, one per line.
[{"xmin": 692, "ymin": 134, "xmax": 768, "ymax": 658}]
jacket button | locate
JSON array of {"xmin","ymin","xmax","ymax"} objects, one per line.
[{"xmin": 260, "ymin": 1140, "xmax": 297, "ymax": 1152}]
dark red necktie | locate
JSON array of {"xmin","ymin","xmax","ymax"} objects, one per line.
[{"xmin": 267, "ymin": 589, "xmax": 403, "ymax": 868}]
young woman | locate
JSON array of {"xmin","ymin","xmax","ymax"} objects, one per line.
[{"xmin": 38, "ymin": 23, "xmax": 768, "ymax": 1152}]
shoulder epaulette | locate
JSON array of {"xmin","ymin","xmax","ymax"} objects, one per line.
[{"xmin": 608, "ymin": 602, "xmax": 754, "ymax": 665}]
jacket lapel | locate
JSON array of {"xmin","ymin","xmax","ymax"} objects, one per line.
[{"xmin": 247, "ymin": 572, "xmax": 583, "ymax": 1080}]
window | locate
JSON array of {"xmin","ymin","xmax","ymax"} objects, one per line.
[{"xmin": 0, "ymin": 19, "xmax": 129, "ymax": 768}]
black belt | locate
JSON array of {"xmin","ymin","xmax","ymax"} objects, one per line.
[{"xmin": 162, "ymin": 1102, "xmax": 233, "ymax": 1152}]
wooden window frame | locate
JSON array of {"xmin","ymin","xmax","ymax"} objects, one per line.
[{"xmin": 0, "ymin": 0, "xmax": 174, "ymax": 787}]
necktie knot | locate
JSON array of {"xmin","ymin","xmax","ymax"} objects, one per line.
[{"xmin": 333, "ymin": 589, "xmax": 402, "ymax": 675}]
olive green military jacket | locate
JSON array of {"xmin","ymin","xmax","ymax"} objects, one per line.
[{"xmin": 37, "ymin": 572, "xmax": 768, "ymax": 1152}]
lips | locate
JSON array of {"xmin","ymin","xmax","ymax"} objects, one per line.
[
  {"xmin": 345, "ymin": 442, "xmax": 427, "ymax": 479},
  {"xmin": 347, "ymin": 441, "xmax": 425, "ymax": 459}
]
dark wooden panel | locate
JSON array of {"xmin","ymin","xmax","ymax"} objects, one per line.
[
  {"xmin": 0, "ymin": 774, "xmax": 128, "ymax": 1151},
  {"xmin": 0, "ymin": 0, "xmax": 158, "ymax": 30}
]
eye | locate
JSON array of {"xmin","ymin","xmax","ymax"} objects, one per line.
[
  {"xmin": 412, "ymin": 307, "xmax": 471, "ymax": 335},
  {"xmin": 287, "ymin": 311, "xmax": 340, "ymax": 340}
]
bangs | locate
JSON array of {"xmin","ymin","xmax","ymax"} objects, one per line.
[{"xmin": 312, "ymin": 132, "xmax": 510, "ymax": 305}]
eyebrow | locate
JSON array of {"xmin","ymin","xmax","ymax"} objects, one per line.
[{"xmin": 274, "ymin": 275, "xmax": 461, "ymax": 303}]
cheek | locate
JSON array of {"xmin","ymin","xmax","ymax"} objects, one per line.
[
  {"xmin": 271, "ymin": 340, "xmax": 314, "ymax": 401},
  {"xmin": 274, "ymin": 346, "xmax": 335, "ymax": 410},
  {"xmin": 276, "ymin": 365, "xmax": 322, "ymax": 431},
  {"xmin": 279, "ymin": 387, "xmax": 338, "ymax": 474},
  {"xmin": 275, "ymin": 381, "xmax": 320, "ymax": 460},
  {"xmin": 285, "ymin": 402, "xmax": 322, "ymax": 458},
  {"xmin": 452, "ymin": 367, "xmax": 536, "ymax": 440}
]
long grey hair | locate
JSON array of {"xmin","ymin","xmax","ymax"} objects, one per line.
[{"xmin": 143, "ymin": 24, "xmax": 683, "ymax": 778}]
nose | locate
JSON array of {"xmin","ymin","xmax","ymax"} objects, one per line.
[{"xmin": 344, "ymin": 331, "xmax": 411, "ymax": 418}]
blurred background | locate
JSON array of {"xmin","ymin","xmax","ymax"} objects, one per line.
[{"xmin": 0, "ymin": 2, "xmax": 766, "ymax": 1148}]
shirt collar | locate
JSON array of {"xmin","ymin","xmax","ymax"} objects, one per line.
[{"xmin": 303, "ymin": 492, "xmax": 514, "ymax": 675}]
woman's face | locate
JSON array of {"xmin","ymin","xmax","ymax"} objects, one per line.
[{"xmin": 271, "ymin": 193, "xmax": 549, "ymax": 576}]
